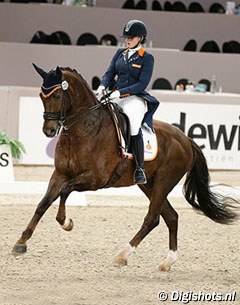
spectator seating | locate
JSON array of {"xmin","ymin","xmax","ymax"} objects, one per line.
[
  {"xmin": 172, "ymin": 1, "xmax": 187, "ymax": 12},
  {"xmin": 77, "ymin": 33, "xmax": 99, "ymax": 45},
  {"xmin": 222, "ymin": 41, "xmax": 240, "ymax": 53},
  {"xmin": 152, "ymin": 0, "xmax": 162, "ymax": 10},
  {"xmin": 209, "ymin": 3, "xmax": 225, "ymax": 13},
  {"xmin": 188, "ymin": 2, "xmax": 204, "ymax": 12},
  {"xmin": 152, "ymin": 78, "xmax": 172, "ymax": 89},
  {"xmin": 135, "ymin": 0, "xmax": 147, "ymax": 9},
  {"xmin": 198, "ymin": 78, "xmax": 211, "ymax": 91},
  {"xmin": 174, "ymin": 78, "xmax": 189, "ymax": 90},
  {"xmin": 200, "ymin": 40, "xmax": 221, "ymax": 53},
  {"xmin": 164, "ymin": 1, "xmax": 172, "ymax": 11},
  {"xmin": 183, "ymin": 39, "xmax": 197, "ymax": 51},
  {"xmin": 122, "ymin": 0, "xmax": 135, "ymax": 9},
  {"xmin": 100, "ymin": 34, "xmax": 118, "ymax": 46},
  {"xmin": 48, "ymin": 31, "xmax": 71, "ymax": 45}
]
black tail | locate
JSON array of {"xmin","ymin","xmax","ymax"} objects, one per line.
[{"xmin": 183, "ymin": 139, "xmax": 239, "ymax": 224}]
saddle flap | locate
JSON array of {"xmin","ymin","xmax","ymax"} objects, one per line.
[{"xmin": 109, "ymin": 103, "xmax": 158, "ymax": 161}]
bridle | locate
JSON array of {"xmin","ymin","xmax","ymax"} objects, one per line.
[
  {"xmin": 41, "ymin": 80, "xmax": 113, "ymax": 136},
  {"xmin": 41, "ymin": 80, "xmax": 69, "ymax": 134}
]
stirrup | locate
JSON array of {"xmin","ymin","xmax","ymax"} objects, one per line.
[{"xmin": 134, "ymin": 168, "xmax": 147, "ymax": 184}]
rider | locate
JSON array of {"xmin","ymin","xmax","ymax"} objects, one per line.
[{"xmin": 96, "ymin": 20, "xmax": 159, "ymax": 184}]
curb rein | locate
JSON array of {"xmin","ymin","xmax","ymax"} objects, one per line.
[{"xmin": 41, "ymin": 83, "xmax": 113, "ymax": 135}]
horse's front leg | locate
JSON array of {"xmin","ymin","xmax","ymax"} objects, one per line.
[
  {"xmin": 56, "ymin": 190, "xmax": 73, "ymax": 231},
  {"xmin": 12, "ymin": 171, "xmax": 66, "ymax": 255},
  {"xmin": 55, "ymin": 176, "xmax": 92, "ymax": 231}
]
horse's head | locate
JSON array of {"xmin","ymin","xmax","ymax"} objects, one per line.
[{"xmin": 33, "ymin": 64, "xmax": 70, "ymax": 137}]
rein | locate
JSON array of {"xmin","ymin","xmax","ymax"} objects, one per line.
[
  {"xmin": 89, "ymin": 90, "xmax": 112, "ymax": 112},
  {"xmin": 42, "ymin": 81, "xmax": 113, "ymax": 135}
]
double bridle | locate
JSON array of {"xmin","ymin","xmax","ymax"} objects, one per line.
[
  {"xmin": 41, "ymin": 80, "xmax": 108, "ymax": 135},
  {"xmin": 41, "ymin": 80, "xmax": 69, "ymax": 134}
]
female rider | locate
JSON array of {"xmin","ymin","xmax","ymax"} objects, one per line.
[{"xmin": 96, "ymin": 20, "xmax": 159, "ymax": 184}]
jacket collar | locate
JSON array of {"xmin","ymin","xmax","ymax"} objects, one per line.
[{"xmin": 122, "ymin": 47, "xmax": 145, "ymax": 57}]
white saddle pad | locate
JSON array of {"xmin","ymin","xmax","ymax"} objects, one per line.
[{"xmin": 121, "ymin": 123, "xmax": 158, "ymax": 161}]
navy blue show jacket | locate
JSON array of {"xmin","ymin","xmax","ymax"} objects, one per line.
[{"xmin": 100, "ymin": 47, "xmax": 159, "ymax": 129}]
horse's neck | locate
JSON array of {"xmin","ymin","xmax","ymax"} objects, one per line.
[
  {"xmin": 63, "ymin": 72, "xmax": 114, "ymax": 135},
  {"xmin": 66, "ymin": 72, "xmax": 97, "ymax": 110}
]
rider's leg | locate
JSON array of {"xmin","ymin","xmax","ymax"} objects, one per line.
[
  {"xmin": 117, "ymin": 96, "xmax": 147, "ymax": 184},
  {"xmin": 130, "ymin": 130, "xmax": 147, "ymax": 184}
]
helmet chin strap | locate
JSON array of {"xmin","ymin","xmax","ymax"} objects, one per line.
[
  {"xmin": 129, "ymin": 37, "xmax": 143, "ymax": 49},
  {"xmin": 130, "ymin": 43, "xmax": 141, "ymax": 49}
]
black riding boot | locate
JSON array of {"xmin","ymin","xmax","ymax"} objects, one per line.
[{"xmin": 131, "ymin": 132, "xmax": 147, "ymax": 184}]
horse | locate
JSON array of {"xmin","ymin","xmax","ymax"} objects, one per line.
[{"xmin": 12, "ymin": 65, "xmax": 239, "ymax": 271}]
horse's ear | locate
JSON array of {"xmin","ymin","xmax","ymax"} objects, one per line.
[
  {"xmin": 32, "ymin": 63, "xmax": 47, "ymax": 79},
  {"xmin": 56, "ymin": 66, "xmax": 62, "ymax": 78}
]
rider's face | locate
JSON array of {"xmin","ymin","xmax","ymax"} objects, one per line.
[{"xmin": 125, "ymin": 36, "xmax": 142, "ymax": 48}]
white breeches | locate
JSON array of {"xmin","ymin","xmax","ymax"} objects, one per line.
[{"xmin": 115, "ymin": 95, "xmax": 147, "ymax": 136}]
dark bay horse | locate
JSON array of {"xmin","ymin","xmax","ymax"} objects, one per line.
[{"xmin": 12, "ymin": 65, "xmax": 239, "ymax": 271}]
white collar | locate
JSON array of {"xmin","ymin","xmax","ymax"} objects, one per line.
[{"xmin": 128, "ymin": 45, "xmax": 141, "ymax": 58}]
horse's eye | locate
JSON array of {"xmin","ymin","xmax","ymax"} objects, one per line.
[{"xmin": 54, "ymin": 93, "xmax": 62, "ymax": 100}]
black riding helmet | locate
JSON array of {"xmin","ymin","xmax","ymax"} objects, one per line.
[{"xmin": 121, "ymin": 20, "xmax": 147, "ymax": 43}]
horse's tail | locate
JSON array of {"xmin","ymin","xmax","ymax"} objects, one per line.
[{"xmin": 183, "ymin": 138, "xmax": 239, "ymax": 224}]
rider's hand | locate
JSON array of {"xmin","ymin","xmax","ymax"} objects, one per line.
[
  {"xmin": 95, "ymin": 85, "xmax": 105, "ymax": 99},
  {"xmin": 110, "ymin": 90, "xmax": 120, "ymax": 100}
]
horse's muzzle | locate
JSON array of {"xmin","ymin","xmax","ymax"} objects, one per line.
[
  {"xmin": 43, "ymin": 121, "xmax": 58, "ymax": 138},
  {"xmin": 44, "ymin": 128, "xmax": 57, "ymax": 138}
]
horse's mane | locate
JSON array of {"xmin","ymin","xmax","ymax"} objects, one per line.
[{"xmin": 61, "ymin": 67, "xmax": 94, "ymax": 94}]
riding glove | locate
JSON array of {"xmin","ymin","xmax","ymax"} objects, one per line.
[{"xmin": 110, "ymin": 90, "xmax": 120, "ymax": 100}]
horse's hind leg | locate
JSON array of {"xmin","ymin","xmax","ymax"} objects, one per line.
[
  {"xmin": 114, "ymin": 183, "xmax": 161, "ymax": 266},
  {"xmin": 115, "ymin": 182, "xmax": 178, "ymax": 271},
  {"xmin": 158, "ymin": 199, "xmax": 178, "ymax": 271},
  {"xmin": 12, "ymin": 172, "xmax": 65, "ymax": 255}
]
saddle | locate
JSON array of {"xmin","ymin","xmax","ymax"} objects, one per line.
[
  {"xmin": 108, "ymin": 102, "xmax": 158, "ymax": 161},
  {"xmin": 108, "ymin": 102, "xmax": 131, "ymax": 153}
]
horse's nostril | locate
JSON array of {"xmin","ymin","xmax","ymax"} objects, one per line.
[
  {"xmin": 50, "ymin": 128, "xmax": 56, "ymax": 135},
  {"xmin": 44, "ymin": 127, "xmax": 56, "ymax": 138}
]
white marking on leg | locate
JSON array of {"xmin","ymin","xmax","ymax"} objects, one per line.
[
  {"xmin": 115, "ymin": 243, "xmax": 136, "ymax": 266},
  {"xmin": 61, "ymin": 218, "xmax": 71, "ymax": 230},
  {"xmin": 158, "ymin": 250, "xmax": 177, "ymax": 271},
  {"xmin": 120, "ymin": 243, "xmax": 135, "ymax": 259},
  {"xmin": 166, "ymin": 250, "xmax": 177, "ymax": 265}
]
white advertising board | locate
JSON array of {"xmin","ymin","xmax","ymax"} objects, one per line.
[
  {"xmin": 0, "ymin": 145, "xmax": 14, "ymax": 182},
  {"xmin": 19, "ymin": 97, "xmax": 56, "ymax": 165},
  {"xmin": 155, "ymin": 101, "xmax": 240, "ymax": 170},
  {"xmin": 19, "ymin": 95, "xmax": 240, "ymax": 169}
]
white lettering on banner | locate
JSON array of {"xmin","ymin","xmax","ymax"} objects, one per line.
[{"xmin": 19, "ymin": 96, "xmax": 240, "ymax": 169}]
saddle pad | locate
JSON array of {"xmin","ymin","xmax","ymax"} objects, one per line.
[{"xmin": 121, "ymin": 124, "xmax": 158, "ymax": 161}]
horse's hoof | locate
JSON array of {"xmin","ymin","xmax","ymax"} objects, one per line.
[
  {"xmin": 61, "ymin": 218, "xmax": 74, "ymax": 231},
  {"xmin": 158, "ymin": 263, "xmax": 171, "ymax": 272},
  {"xmin": 12, "ymin": 243, "xmax": 27, "ymax": 256},
  {"xmin": 114, "ymin": 255, "xmax": 128, "ymax": 267}
]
